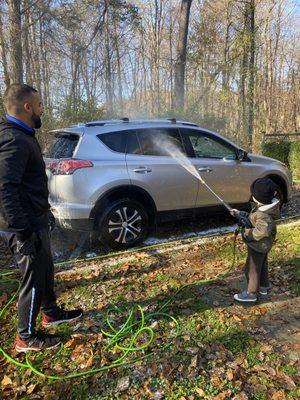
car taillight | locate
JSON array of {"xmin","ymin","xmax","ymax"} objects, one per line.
[
  {"xmin": 47, "ymin": 160, "xmax": 93, "ymax": 175},
  {"xmin": 47, "ymin": 160, "xmax": 58, "ymax": 174}
]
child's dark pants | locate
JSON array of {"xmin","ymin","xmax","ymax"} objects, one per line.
[{"xmin": 245, "ymin": 246, "xmax": 270, "ymax": 293}]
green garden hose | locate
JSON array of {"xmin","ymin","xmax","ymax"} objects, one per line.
[{"xmin": 0, "ymin": 235, "xmax": 238, "ymax": 381}]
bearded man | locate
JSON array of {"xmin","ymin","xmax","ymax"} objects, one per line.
[{"xmin": 0, "ymin": 84, "xmax": 82, "ymax": 352}]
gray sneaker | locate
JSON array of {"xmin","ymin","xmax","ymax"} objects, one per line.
[
  {"xmin": 234, "ymin": 290, "xmax": 257, "ymax": 303},
  {"xmin": 259, "ymin": 285, "xmax": 272, "ymax": 295}
]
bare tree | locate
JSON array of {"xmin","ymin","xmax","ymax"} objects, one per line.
[
  {"xmin": 8, "ymin": 0, "xmax": 23, "ymax": 83},
  {"xmin": 173, "ymin": 0, "xmax": 192, "ymax": 110},
  {"xmin": 247, "ymin": 0, "xmax": 255, "ymax": 148},
  {"xmin": 0, "ymin": 10, "xmax": 10, "ymax": 88}
]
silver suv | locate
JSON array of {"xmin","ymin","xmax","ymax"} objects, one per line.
[{"xmin": 44, "ymin": 119, "xmax": 292, "ymax": 249}]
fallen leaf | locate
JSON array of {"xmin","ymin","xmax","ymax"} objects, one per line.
[
  {"xmin": 233, "ymin": 393, "xmax": 249, "ymax": 400},
  {"xmin": 210, "ymin": 375, "xmax": 223, "ymax": 388},
  {"xmin": 27, "ymin": 383, "xmax": 36, "ymax": 394},
  {"xmin": 84, "ymin": 353, "xmax": 94, "ymax": 368},
  {"xmin": 271, "ymin": 390, "xmax": 286, "ymax": 400},
  {"xmin": 261, "ymin": 344, "xmax": 273, "ymax": 352},
  {"xmin": 186, "ymin": 347, "xmax": 198, "ymax": 355},
  {"xmin": 97, "ymin": 301, "xmax": 105, "ymax": 310},
  {"xmin": 276, "ymin": 371, "xmax": 296, "ymax": 390},
  {"xmin": 189, "ymin": 355, "xmax": 198, "ymax": 369},
  {"xmin": 212, "ymin": 392, "xmax": 228, "ymax": 400},
  {"xmin": 117, "ymin": 376, "xmax": 130, "ymax": 392},
  {"xmin": 64, "ymin": 338, "xmax": 75, "ymax": 348},
  {"xmin": 1, "ymin": 375, "xmax": 12, "ymax": 386},
  {"xmin": 195, "ymin": 388, "xmax": 205, "ymax": 397},
  {"xmin": 258, "ymin": 352, "xmax": 264, "ymax": 361},
  {"xmin": 263, "ymin": 365, "xmax": 276, "ymax": 376},
  {"xmin": 254, "ymin": 383, "xmax": 267, "ymax": 392},
  {"xmin": 227, "ymin": 369, "xmax": 234, "ymax": 381}
]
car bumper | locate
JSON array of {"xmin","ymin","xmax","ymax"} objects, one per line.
[
  {"xmin": 50, "ymin": 203, "xmax": 94, "ymax": 231},
  {"xmin": 56, "ymin": 218, "xmax": 94, "ymax": 231}
]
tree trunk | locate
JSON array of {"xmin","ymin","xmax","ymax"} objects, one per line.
[
  {"xmin": 0, "ymin": 11, "xmax": 10, "ymax": 88},
  {"xmin": 8, "ymin": 0, "xmax": 23, "ymax": 83},
  {"xmin": 173, "ymin": 0, "xmax": 192, "ymax": 110},
  {"xmin": 112, "ymin": 7, "xmax": 123, "ymax": 115},
  {"xmin": 104, "ymin": 2, "xmax": 114, "ymax": 116},
  {"xmin": 247, "ymin": 0, "xmax": 255, "ymax": 149}
]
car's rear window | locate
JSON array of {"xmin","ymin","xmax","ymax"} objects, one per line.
[
  {"xmin": 97, "ymin": 131, "xmax": 128, "ymax": 153},
  {"xmin": 44, "ymin": 133, "xmax": 79, "ymax": 158}
]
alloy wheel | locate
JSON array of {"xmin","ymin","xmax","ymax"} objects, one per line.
[{"xmin": 108, "ymin": 206, "xmax": 142, "ymax": 244}]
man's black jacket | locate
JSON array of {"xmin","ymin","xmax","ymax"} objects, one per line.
[{"xmin": 0, "ymin": 116, "xmax": 50, "ymax": 239}]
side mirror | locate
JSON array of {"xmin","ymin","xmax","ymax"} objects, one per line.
[{"xmin": 237, "ymin": 149, "xmax": 247, "ymax": 161}]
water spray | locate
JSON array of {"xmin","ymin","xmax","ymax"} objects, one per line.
[
  {"xmin": 196, "ymin": 172, "xmax": 232, "ymax": 212},
  {"xmin": 197, "ymin": 171, "xmax": 252, "ymax": 230},
  {"xmin": 157, "ymin": 134, "xmax": 250, "ymax": 228}
]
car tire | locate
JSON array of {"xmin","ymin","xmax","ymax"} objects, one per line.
[
  {"xmin": 273, "ymin": 183, "xmax": 284, "ymax": 208},
  {"xmin": 97, "ymin": 198, "xmax": 149, "ymax": 250}
]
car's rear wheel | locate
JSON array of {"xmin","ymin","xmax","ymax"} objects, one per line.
[{"xmin": 97, "ymin": 199, "xmax": 149, "ymax": 250}]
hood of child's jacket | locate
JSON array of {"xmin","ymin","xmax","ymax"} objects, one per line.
[{"xmin": 258, "ymin": 199, "xmax": 281, "ymax": 219}]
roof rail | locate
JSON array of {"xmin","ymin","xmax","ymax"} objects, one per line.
[
  {"xmin": 131, "ymin": 118, "xmax": 198, "ymax": 126},
  {"xmin": 167, "ymin": 118, "xmax": 176, "ymax": 124},
  {"xmin": 69, "ymin": 122, "xmax": 85, "ymax": 128},
  {"xmin": 85, "ymin": 118, "xmax": 129, "ymax": 127},
  {"xmin": 85, "ymin": 118, "xmax": 198, "ymax": 127}
]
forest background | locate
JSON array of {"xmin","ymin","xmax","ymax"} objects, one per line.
[{"xmin": 0, "ymin": 0, "xmax": 299, "ymax": 152}]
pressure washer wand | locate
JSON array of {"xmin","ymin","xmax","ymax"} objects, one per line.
[
  {"xmin": 197, "ymin": 174, "xmax": 232, "ymax": 212},
  {"xmin": 197, "ymin": 172, "xmax": 252, "ymax": 229}
]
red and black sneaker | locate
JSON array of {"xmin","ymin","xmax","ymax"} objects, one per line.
[
  {"xmin": 42, "ymin": 307, "xmax": 83, "ymax": 328},
  {"xmin": 15, "ymin": 332, "xmax": 61, "ymax": 353}
]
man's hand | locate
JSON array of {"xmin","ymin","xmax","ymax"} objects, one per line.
[
  {"xmin": 48, "ymin": 210, "xmax": 56, "ymax": 232},
  {"xmin": 16, "ymin": 232, "xmax": 40, "ymax": 258}
]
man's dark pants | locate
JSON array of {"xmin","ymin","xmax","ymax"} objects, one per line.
[
  {"xmin": 245, "ymin": 246, "xmax": 270, "ymax": 293},
  {"xmin": 1, "ymin": 227, "xmax": 57, "ymax": 340}
]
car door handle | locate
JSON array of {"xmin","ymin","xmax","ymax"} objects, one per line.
[
  {"xmin": 133, "ymin": 167, "xmax": 152, "ymax": 173},
  {"xmin": 198, "ymin": 167, "xmax": 213, "ymax": 172}
]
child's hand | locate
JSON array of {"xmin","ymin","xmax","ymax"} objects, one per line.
[{"xmin": 230, "ymin": 209, "xmax": 239, "ymax": 216}]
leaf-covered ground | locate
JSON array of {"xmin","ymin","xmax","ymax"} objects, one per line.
[{"xmin": 0, "ymin": 221, "xmax": 299, "ymax": 400}]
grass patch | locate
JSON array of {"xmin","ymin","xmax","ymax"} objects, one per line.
[
  {"xmin": 1, "ymin": 222, "xmax": 300, "ymax": 399},
  {"xmin": 245, "ymin": 342, "xmax": 262, "ymax": 367},
  {"xmin": 221, "ymin": 330, "xmax": 252, "ymax": 354}
]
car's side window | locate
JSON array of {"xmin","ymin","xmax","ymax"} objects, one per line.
[
  {"xmin": 126, "ymin": 131, "xmax": 142, "ymax": 155},
  {"xmin": 97, "ymin": 131, "xmax": 128, "ymax": 153},
  {"xmin": 183, "ymin": 130, "xmax": 236, "ymax": 159},
  {"xmin": 134, "ymin": 128, "xmax": 185, "ymax": 156}
]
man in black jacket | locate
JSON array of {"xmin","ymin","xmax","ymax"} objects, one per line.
[{"xmin": 0, "ymin": 84, "xmax": 82, "ymax": 352}]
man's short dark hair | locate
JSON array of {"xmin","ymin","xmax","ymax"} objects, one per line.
[{"xmin": 3, "ymin": 84, "xmax": 38, "ymax": 114}]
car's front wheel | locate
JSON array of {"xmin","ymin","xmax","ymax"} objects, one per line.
[
  {"xmin": 273, "ymin": 182, "xmax": 284, "ymax": 208},
  {"xmin": 97, "ymin": 199, "xmax": 149, "ymax": 250}
]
